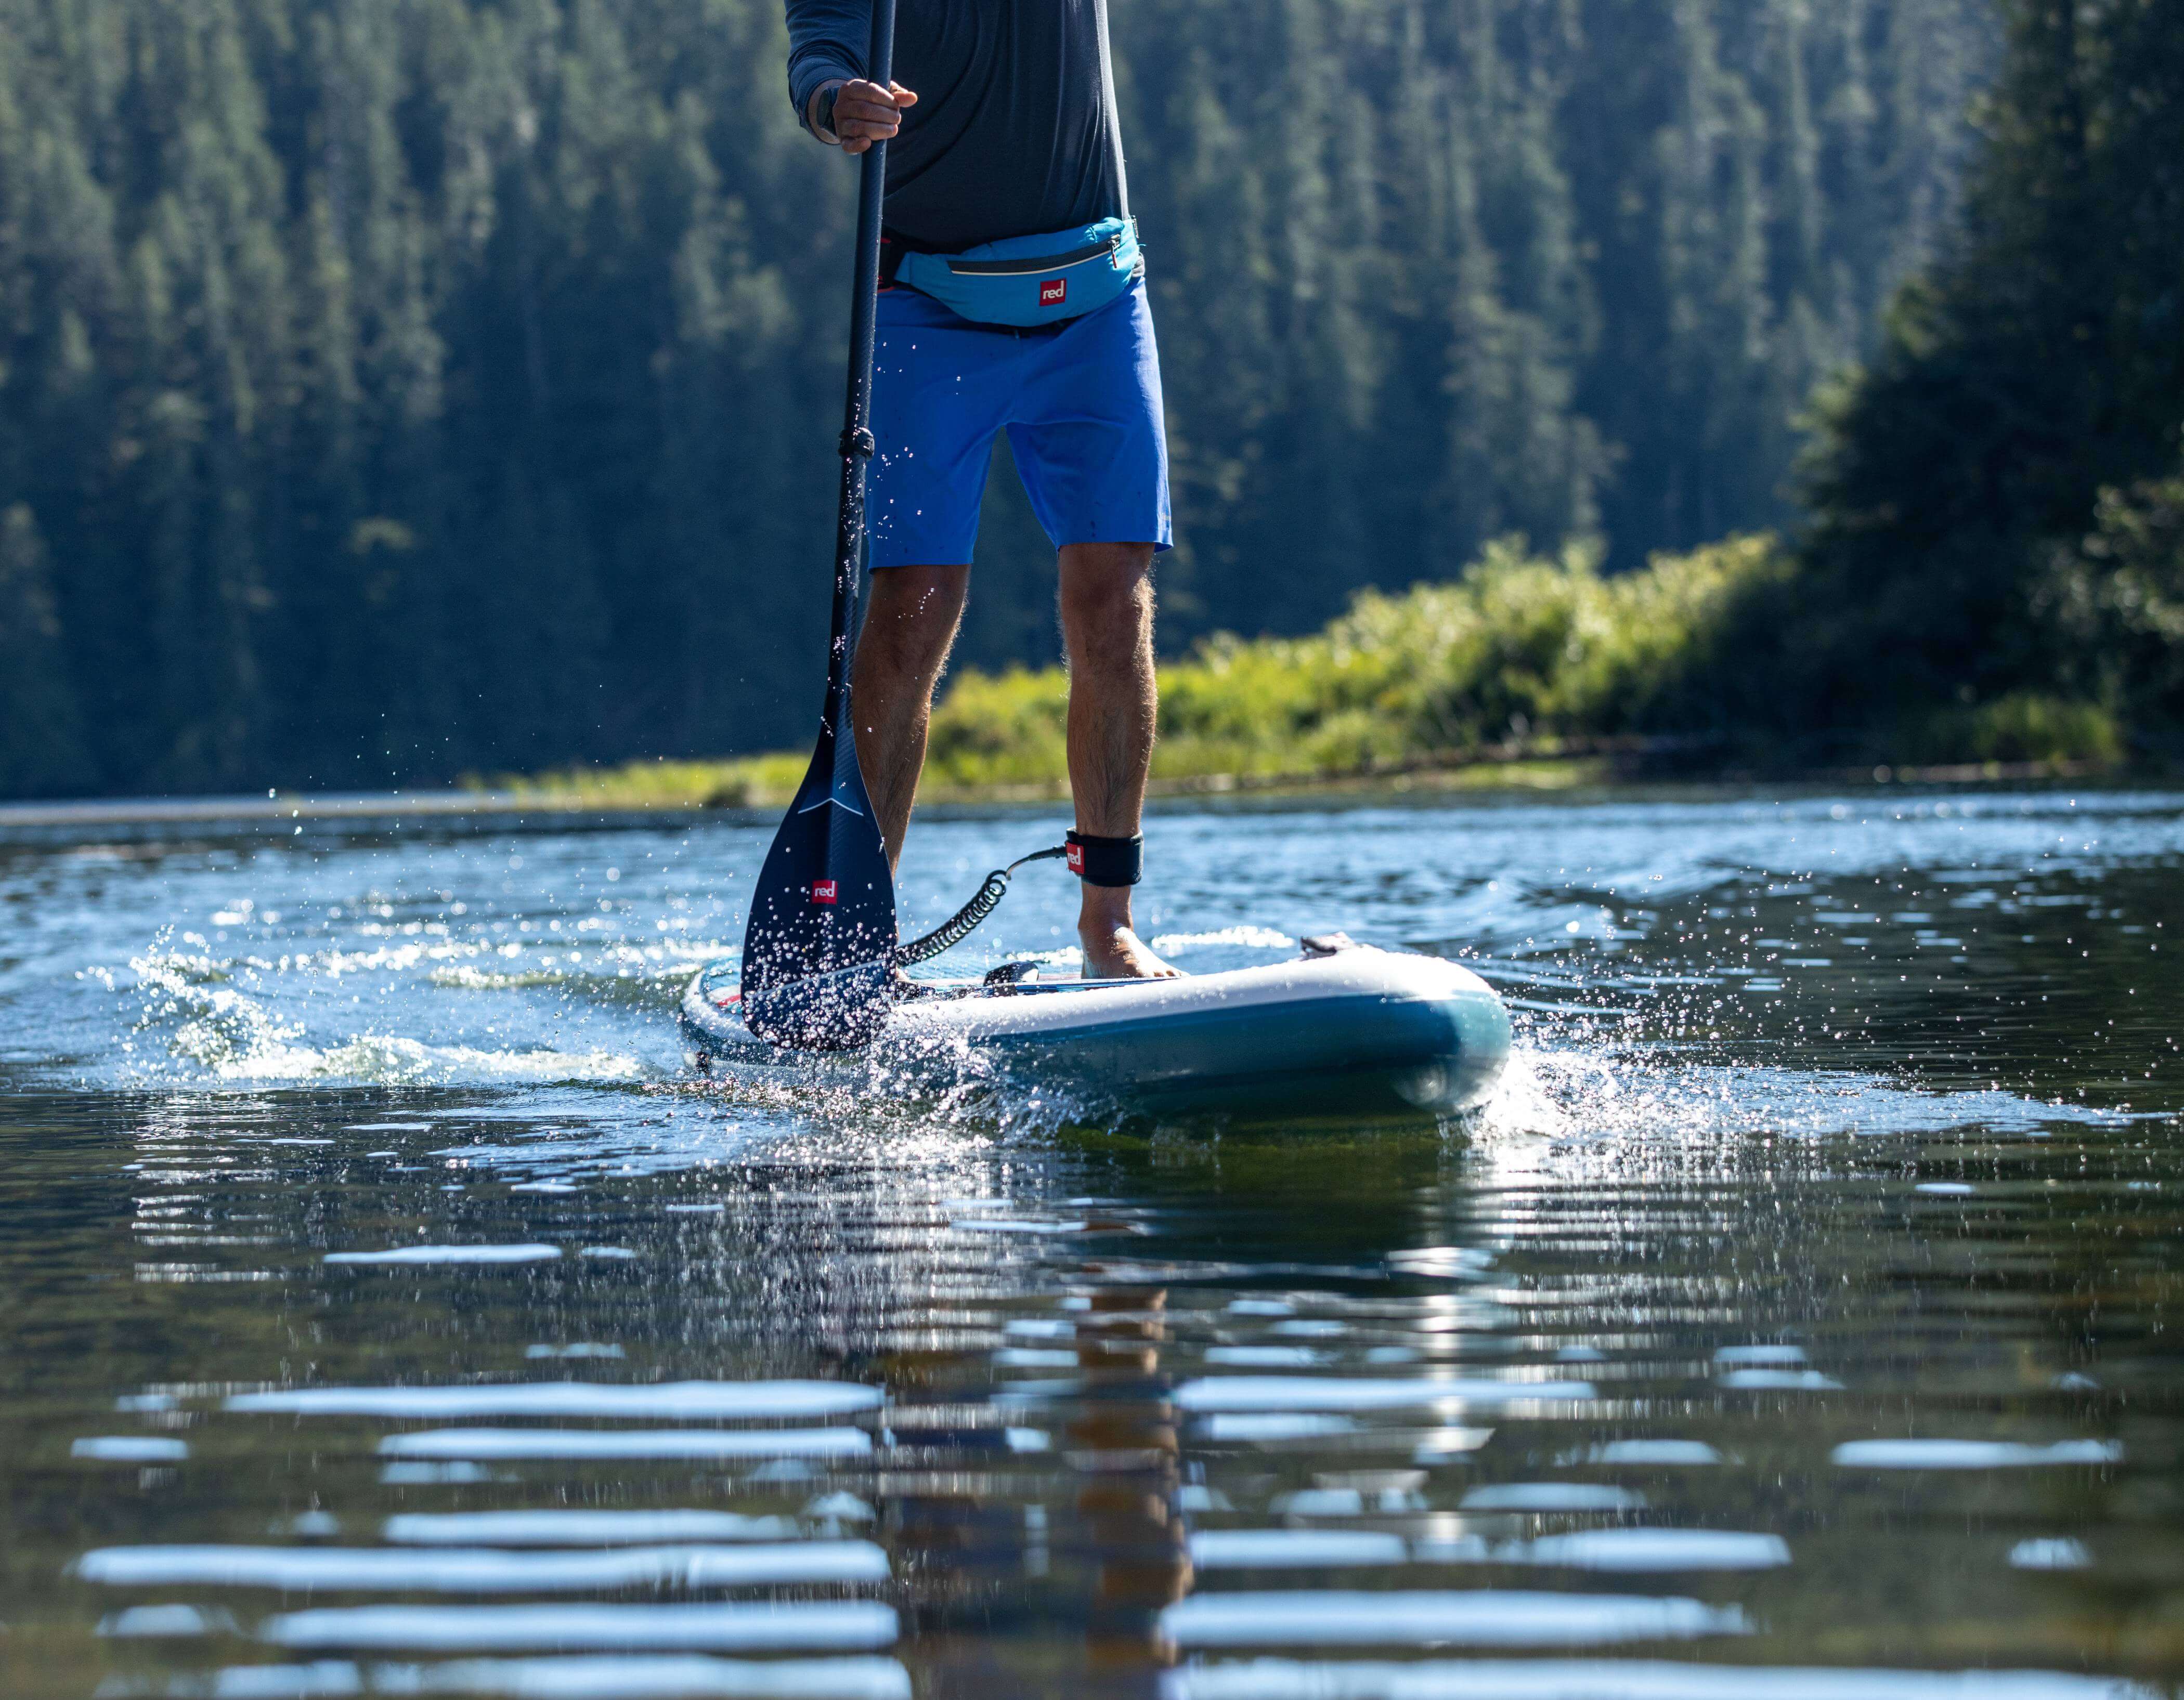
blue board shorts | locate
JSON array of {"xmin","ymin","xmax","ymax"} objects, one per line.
[{"xmin": 867, "ymin": 278, "xmax": 1172, "ymax": 568}]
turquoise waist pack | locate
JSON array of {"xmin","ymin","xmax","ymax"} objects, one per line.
[{"xmin": 891, "ymin": 216, "xmax": 1142, "ymax": 328}]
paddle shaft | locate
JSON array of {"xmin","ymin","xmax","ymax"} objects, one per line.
[
  {"xmin": 823, "ymin": 0, "xmax": 900, "ymax": 742},
  {"xmin": 732, "ymin": 0, "xmax": 904, "ymax": 1048}
]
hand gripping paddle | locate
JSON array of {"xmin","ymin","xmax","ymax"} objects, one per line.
[{"xmin": 740, "ymin": 0, "xmax": 902, "ymax": 1051}]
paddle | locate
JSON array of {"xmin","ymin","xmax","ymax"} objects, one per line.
[{"xmin": 739, "ymin": 0, "xmax": 903, "ymax": 1051}]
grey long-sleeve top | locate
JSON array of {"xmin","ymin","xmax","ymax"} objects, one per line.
[{"xmin": 785, "ymin": 0, "xmax": 1129, "ymax": 252}]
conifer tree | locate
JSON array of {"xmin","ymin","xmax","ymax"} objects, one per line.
[
  {"xmin": 0, "ymin": 503, "xmax": 93, "ymax": 793},
  {"xmin": 1797, "ymin": 0, "xmax": 2184, "ymax": 736},
  {"xmin": 0, "ymin": 0, "xmax": 2002, "ymax": 794}
]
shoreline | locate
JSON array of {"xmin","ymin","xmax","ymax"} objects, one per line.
[{"xmin": 0, "ymin": 753, "xmax": 2147, "ymax": 838}]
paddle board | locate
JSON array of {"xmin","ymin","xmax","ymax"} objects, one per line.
[{"xmin": 681, "ymin": 939, "xmax": 1509, "ymax": 1121}]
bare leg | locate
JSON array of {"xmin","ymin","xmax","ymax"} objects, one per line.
[
  {"xmin": 850, "ymin": 564, "xmax": 970, "ymax": 867},
  {"xmin": 1058, "ymin": 541, "xmax": 1177, "ymax": 979}
]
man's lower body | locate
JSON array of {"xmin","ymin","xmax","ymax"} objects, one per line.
[{"xmin": 855, "ymin": 277, "xmax": 1176, "ymax": 979}]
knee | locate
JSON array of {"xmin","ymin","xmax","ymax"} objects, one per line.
[
  {"xmin": 1059, "ymin": 543, "xmax": 1156, "ymax": 639},
  {"xmin": 862, "ymin": 568, "xmax": 967, "ymax": 678}
]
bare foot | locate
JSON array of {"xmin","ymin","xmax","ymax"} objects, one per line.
[{"xmin": 1080, "ymin": 921, "xmax": 1180, "ymax": 979}]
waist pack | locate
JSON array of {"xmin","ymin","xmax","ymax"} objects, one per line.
[{"xmin": 889, "ymin": 216, "xmax": 1142, "ymax": 329}]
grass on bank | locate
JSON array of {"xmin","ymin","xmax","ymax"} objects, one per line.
[{"xmin": 496, "ymin": 533, "xmax": 2127, "ymax": 809}]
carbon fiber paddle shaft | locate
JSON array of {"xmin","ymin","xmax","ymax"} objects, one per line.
[{"xmin": 739, "ymin": 0, "xmax": 901, "ymax": 1050}]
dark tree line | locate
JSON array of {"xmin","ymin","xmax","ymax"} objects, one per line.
[
  {"xmin": 0, "ymin": 0, "xmax": 1997, "ymax": 796},
  {"xmin": 1786, "ymin": 0, "xmax": 2184, "ymax": 755}
]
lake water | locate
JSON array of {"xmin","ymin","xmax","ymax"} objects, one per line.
[{"xmin": 2, "ymin": 788, "xmax": 2179, "ymax": 1699}]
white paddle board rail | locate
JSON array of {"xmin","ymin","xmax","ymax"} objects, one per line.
[{"xmin": 682, "ymin": 939, "xmax": 1510, "ymax": 1122}]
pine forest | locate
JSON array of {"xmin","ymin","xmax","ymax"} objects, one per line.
[{"xmin": 0, "ymin": 0, "xmax": 2011, "ymax": 794}]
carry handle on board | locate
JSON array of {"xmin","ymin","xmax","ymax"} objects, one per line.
[{"xmin": 738, "ymin": 0, "xmax": 902, "ymax": 1051}]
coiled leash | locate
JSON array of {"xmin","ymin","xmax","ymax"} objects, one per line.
[{"xmin": 896, "ymin": 831, "xmax": 1143, "ymax": 967}]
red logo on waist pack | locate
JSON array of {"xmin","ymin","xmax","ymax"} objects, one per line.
[
  {"xmin": 1065, "ymin": 843, "xmax": 1085, "ymax": 875},
  {"xmin": 810, "ymin": 880, "xmax": 838, "ymax": 905},
  {"xmin": 1039, "ymin": 277, "xmax": 1067, "ymax": 307}
]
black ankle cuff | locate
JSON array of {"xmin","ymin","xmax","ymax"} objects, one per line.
[{"xmin": 1065, "ymin": 830, "xmax": 1143, "ymax": 887}]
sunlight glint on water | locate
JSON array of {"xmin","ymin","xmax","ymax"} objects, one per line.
[{"xmin": 1, "ymin": 788, "xmax": 2179, "ymax": 1697}]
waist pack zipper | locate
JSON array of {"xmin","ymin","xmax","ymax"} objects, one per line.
[{"xmin": 945, "ymin": 236, "xmax": 1120, "ymax": 278}]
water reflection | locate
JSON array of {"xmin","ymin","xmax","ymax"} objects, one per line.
[
  {"xmin": 2, "ymin": 790, "xmax": 2181, "ymax": 1695},
  {"xmin": 32, "ymin": 1095, "xmax": 2167, "ymax": 1695}
]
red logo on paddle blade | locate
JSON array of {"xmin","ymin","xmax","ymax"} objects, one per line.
[
  {"xmin": 1039, "ymin": 277, "xmax": 1067, "ymax": 307},
  {"xmin": 1065, "ymin": 843, "xmax": 1084, "ymax": 875},
  {"xmin": 811, "ymin": 880, "xmax": 838, "ymax": 905}
]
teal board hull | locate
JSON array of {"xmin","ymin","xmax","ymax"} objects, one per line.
[{"xmin": 682, "ymin": 947, "xmax": 1510, "ymax": 1124}]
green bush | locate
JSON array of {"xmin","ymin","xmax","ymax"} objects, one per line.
[
  {"xmin": 2037, "ymin": 465, "xmax": 2184, "ymax": 742},
  {"xmin": 503, "ymin": 522, "xmax": 2154, "ymax": 807},
  {"xmin": 1905, "ymin": 695, "xmax": 2126, "ymax": 766},
  {"xmin": 920, "ymin": 533, "xmax": 1790, "ymax": 791},
  {"xmin": 924, "ymin": 667, "xmax": 1073, "ymax": 790}
]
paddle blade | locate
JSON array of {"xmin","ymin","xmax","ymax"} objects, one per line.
[{"xmin": 739, "ymin": 714, "xmax": 898, "ymax": 1050}]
